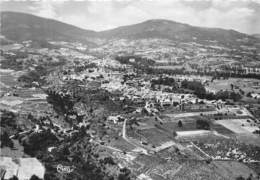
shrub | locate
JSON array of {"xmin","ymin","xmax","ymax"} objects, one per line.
[{"xmin": 196, "ymin": 119, "xmax": 210, "ymax": 130}]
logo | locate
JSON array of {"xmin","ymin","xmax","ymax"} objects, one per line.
[{"xmin": 57, "ymin": 164, "xmax": 75, "ymax": 174}]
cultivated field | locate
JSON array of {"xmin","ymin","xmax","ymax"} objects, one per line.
[{"xmin": 216, "ymin": 119, "xmax": 258, "ymax": 134}]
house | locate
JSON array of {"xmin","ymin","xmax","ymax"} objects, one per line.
[{"xmin": 107, "ymin": 115, "xmax": 124, "ymax": 124}]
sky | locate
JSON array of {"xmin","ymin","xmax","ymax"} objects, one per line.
[{"xmin": 1, "ymin": 0, "xmax": 260, "ymax": 34}]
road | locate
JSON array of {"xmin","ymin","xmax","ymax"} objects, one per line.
[{"xmin": 122, "ymin": 118, "xmax": 149, "ymax": 154}]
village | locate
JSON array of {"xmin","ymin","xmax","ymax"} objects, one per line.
[{"xmin": 0, "ymin": 34, "xmax": 260, "ymax": 180}]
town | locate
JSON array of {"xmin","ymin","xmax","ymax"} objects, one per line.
[{"xmin": 0, "ymin": 11, "xmax": 260, "ymax": 180}]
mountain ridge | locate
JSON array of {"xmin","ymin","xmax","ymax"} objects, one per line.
[
  {"xmin": 0, "ymin": 11, "xmax": 96, "ymax": 44},
  {"xmin": 0, "ymin": 11, "xmax": 258, "ymax": 47}
]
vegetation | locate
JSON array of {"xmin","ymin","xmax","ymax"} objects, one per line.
[
  {"xmin": 22, "ymin": 130, "xmax": 59, "ymax": 157},
  {"xmin": 46, "ymin": 90, "xmax": 75, "ymax": 121},
  {"xmin": 118, "ymin": 168, "xmax": 132, "ymax": 180},
  {"xmin": 180, "ymin": 80, "xmax": 242, "ymax": 101},
  {"xmin": 1, "ymin": 58, "xmax": 24, "ymax": 71},
  {"xmin": 17, "ymin": 65, "xmax": 51, "ymax": 87},
  {"xmin": 178, "ymin": 120, "xmax": 183, "ymax": 128},
  {"xmin": 127, "ymin": 64, "xmax": 260, "ymax": 80},
  {"xmin": 151, "ymin": 76, "xmax": 179, "ymax": 90},
  {"xmin": 196, "ymin": 119, "xmax": 210, "ymax": 130},
  {"xmin": 115, "ymin": 55, "xmax": 155, "ymax": 69},
  {"xmin": 30, "ymin": 175, "xmax": 42, "ymax": 180},
  {"xmin": 0, "ymin": 131, "xmax": 14, "ymax": 148},
  {"xmin": 181, "ymin": 80, "xmax": 206, "ymax": 98},
  {"xmin": 0, "ymin": 110, "xmax": 17, "ymax": 128}
]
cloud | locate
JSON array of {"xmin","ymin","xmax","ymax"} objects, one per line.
[
  {"xmin": 1, "ymin": 0, "xmax": 260, "ymax": 34},
  {"xmin": 31, "ymin": 2, "xmax": 57, "ymax": 18}
]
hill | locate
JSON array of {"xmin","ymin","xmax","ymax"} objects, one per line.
[
  {"xmin": 0, "ymin": 11, "xmax": 97, "ymax": 44},
  {"xmin": 99, "ymin": 19, "xmax": 257, "ymax": 47},
  {"xmin": 0, "ymin": 12, "xmax": 258, "ymax": 47}
]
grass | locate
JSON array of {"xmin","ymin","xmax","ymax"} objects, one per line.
[
  {"xmin": 169, "ymin": 159, "xmax": 257, "ymax": 180},
  {"xmin": 213, "ymin": 161, "xmax": 257, "ymax": 179},
  {"xmin": 159, "ymin": 120, "xmax": 197, "ymax": 132},
  {"xmin": 208, "ymin": 78, "xmax": 260, "ymax": 94},
  {"xmin": 211, "ymin": 123, "xmax": 235, "ymax": 136},
  {"xmin": 109, "ymin": 137, "xmax": 135, "ymax": 152},
  {"xmin": 0, "ymin": 73, "xmax": 17, "ymax": 87},
  {"xmin": 137, "ymin": 128, "xmax": 173, "ymax": 146}
]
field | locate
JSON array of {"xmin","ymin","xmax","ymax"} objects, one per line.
[
  {"xmin": 159, "ymin": 115, "xmax": 235, "ymax": 137},
  {"xmin": 155, "ymin": 65, "xmax": 185, "ymax": 70},
  {"xmin": 0, "ymin": 70, "xmax": 18, "ymax": 87},
  {"xmin": 13, "ymin": 88, "xmax": 46, "ymax": 98},
  {"xmin": 132, "ymin": 128, "xmax": 173, "ymax": 146},
  {"xmin": 213, "ymin": 161, "xmax": 257, "ymax": 179},
  {"xmin": 109, "ymin": 137, "xmax": 136, "ymax": 152},
  {"xmin": 193, "ymin": 136, "xmax": 260, "ymax": 161},
  {"xmin": 177, "ymin": 132, "xmax": 226, "ymax": 142},
  {"xmin": 211, "ymin": 123, "xmax": 235, "ymax": 135},
  {"xmin": 159, "ymin": 119, "xmax": 197, "ymax": 132},
  {"xmin": 0, "ymin": 96, "xmax": 24, "ymax": 106},
  {"xmin": 207, "ymin": 78, "xmax": 260, "ymax": 94},
  {"xmin": 216, "ymin": 119, "xmax": 258, "ymax": 134},
  {"xmin": 167, "ymin": 160, "xmax": 258, "ymax": 180},
  {"xmin": 236, "ymin": 134, "xmax": 260, "ymax": 147},
  {"xmin": 170, "ymin": 160, "xmax": 227, "ymax": 180},
  {"xmin": 0, "ymin": 70, "xmax": 18, "ymax": 94}
]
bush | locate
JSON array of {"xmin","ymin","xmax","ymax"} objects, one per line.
[
  {"xmin": 23, "ymin": 130, "xmax": 58, "ymax": 156},
  {"xmin": 30, "ymin": 175, "xmax": 42, "ymax": 180},
  {"xmin": 178, "ymin": 120, "xmax": 183, "ymax": 128},
  {"xmin": 118, "ymin": 168, "xmax": 131, "ymax": 180},
  {"xmin": 196, "ymin": 119, "xmax": 210, "ymax": 130},
  {"xmin": 0, "ymin": 110, "xmax": 17, "ymax": 128},
  {"xmin": 181, "ymin": 80, "xmax": 206, "ymax": 98},
  {"xmin": 215, "ymin": 91, "xmax": 242, "ymax": 102},
  {"xmin": 0, "ymin": 131, "xmax": 14, "ymax": 148}
]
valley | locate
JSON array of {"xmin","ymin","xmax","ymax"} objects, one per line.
[{"xmin": 0, "ymin": 11, "xmax": 260, "ymax": 180}]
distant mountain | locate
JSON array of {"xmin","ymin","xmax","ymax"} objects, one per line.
[
  {"xmin": 0, "ymin": 11, "xmax": 96, "ymax": 44},
  {"xmin": 0, "ymin": 12, "xmax": 258, "ymax": 47},
  {"xmin": 99, "ymin": 19, "xmax": 257, "ymax": 47}
]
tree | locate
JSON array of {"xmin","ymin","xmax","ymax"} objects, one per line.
[
  {"xmin": 46, "ymin": 90, "xmax": 75, "ymax": 121},
  {"xmin": 239, "ymin": 89, "xmax": 245, "ymax": 95},
  {"xmin": 178, "ymin": 120, "xmax": 183, "ymax": 128},
  {"xmin": 173, "ymin": 131, "xmax": 177, "ymax": 137},
  {"xmin": 231, "ymin": 84, "xmax": 234, "ymax": 91},
  {"xmin": 0, "ymin": 110, "xmax": 17, "ymax": 128},
  {"xmin": 0, "ymin": 131, "xmax": 14, "ymax": 148},
  {"xmin": 118, "ymin": 168, "xmax": 131, "ymax": 180},
  {"xmin": 23, "ymin": 130, "xmax": 58, "ymax": 156},
  {"xmin": 246, "ymin": 174, "xmax": 253, "ymax": 180},
  {"xmin": 9, "ymin": 176, "xmax": 19, "ymax": 180},
  {"xmin": 236, "ymin": 176, "xmax": 245, "ymax": 180},
  {"xmin": 103, "ymin": 157, "xmax": 116, "ymax": 165},
  {"xmin": 196, "ymin": 119, "xmax": 210, "ymax": 130},
  {"xmin": 18, "ymin": 70, "xmax": 41, "ymax": 87},
  {"xmin": 230, "ymin": 92, "xmax": 242, "ymax": 102},
  {"xmin": 30, "ymin": 175, "xmax": 42, "ymax": 180},
  {"xmin": 246, "ymin": 92, "xmax": 252, "ymax": 98},
  {"xmin": 181, "ymin": 80, "xmax": 206, "ymax": 99}
]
